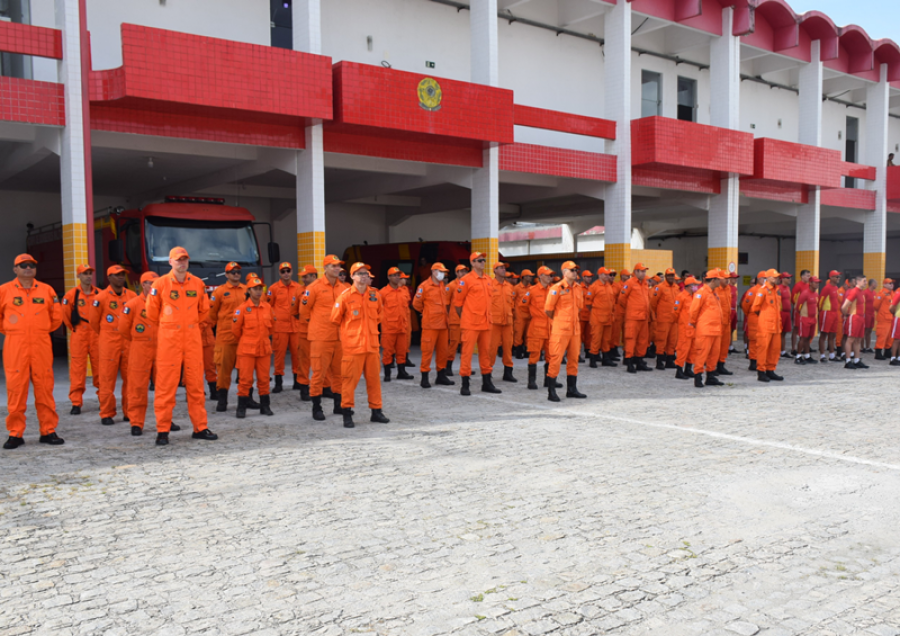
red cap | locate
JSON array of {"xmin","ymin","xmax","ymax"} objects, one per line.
[
  {"xmin": 225, "ymin": 261, "xmax": 241, "ymax": 272},
  {"xmin": 76, "ymin": 264, "xmax": 94, "ymax": 275},
  {"xmin": 169, "ymin": 247, "xmax": 189, "ymax": 261},
  {"xmin": 829, "ymin": 270, "xmax": 841, "ymax": 278},
  {"xmin": 323, "ymin": 254, "xmax": 344, "ymax": 266},
  {"xmin": 107, "ymin": 264, "xmax": 126, "ymax": 276},
  {"xmin": 139, "ymin": 271, "xmax": 159, "ymax": 283},
  {"xmin": 780, "ymin": 271, "xmax": 792, "ymax": 278},
  {"xmin": 278, "ymin": 262, "xmax": 293, "ymax": 271},
  {"xmin": 729, "ymin": 272, "xmax": 738, "ymax": 278},
  {"xmin": 810, "ymin": 276, "xmax": 821, "ymax": 283},
  {"xmin": 387, "ymin": 267, "xmax": 402, "ymax": 276}
]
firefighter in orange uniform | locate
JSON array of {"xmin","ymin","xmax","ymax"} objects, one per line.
[
  {"xmin": 713, "ymin": 272, "xmax": 734, "ymax": 376},
  {"xmin": 331, "ymin": 263, "xmax": 391, "ymax": 428},
  {"xmin": 587, "ymin": 267, "xmax": 618, "ymax": 368},
  {"xmin": 61, "ymin": 264, "xmax": 99, "ymax": 415},
  {"xmin": 209, "ymin": 262, "xmax": 248, "ymax": 412},
  {"xmin": 454, "ymin": 252, "xmax": 502, "ymax": 396},
  {"xmin": 610, "ymin": 268, "xmax": 629, "ymax": 359},
  {"xmin": 381, "ymin": 267, "xmax": 413, "ymax": 381},
  {"xmin": 513, "ymin": 268, "xmax": 533, "ymax": 359},
  {"xmin": 300, "ymin": 254, "xmax": 350, "ymax": 421},
  {"xmin": 267, "ymin": 262, "xmax": 303, "ymax": 394},
  {"xmin": 750, "ymin": 268, "xmax": 784, "ymax": 382},
  {"xmin": 689, "ymin": 271, "xmax": 725, "ymax": 388},
  {"xmin": 1, "ymin": 254, "xmax": 64, "ymax": 450},
  {"xmin": 233, "ymin": 275, "xmax": 275, "ymax": 419},
  {"xmin": 400, "ymin": 272, "xmax": 416, "ymax": 368},
  {"xmin": 579, "ymin": 270, "xmax": 594, "ymax": 358},
  {"xmin": 412, "ymin": 262, "xmax": 455, "ymax": 388},
  {"xmin": 619, "ymin": 263, "xmax": 652, "ymax": 373},
  {"xmin": 202, "ymin": 321, "xmax": 217, "ymax": 400},
  {"xmin": 90, "ymin": 264, "xmax": 138, "ymax": 426},
  {"xmin": 523, "ymin": 266, "xmax": 558, "ymax": 391},
  {"xmin": 445, "ymin": 264, "xmax": 468, "ymax": 375},
  {"xmin": 544, "ymin": 261, "xmax": 587, "ymax": 402},
  {"xmin": 490, "ymin": 261, "xmax": 517, "ymax": 383},
  {"xmin": 146, "ymin": 247, "xmax": 218, "ymax": 445},
  {"xmin": 650, "ymin": 268, "xmax": 680, "ymax": 370},
  {"xmin": 673, "ymin": 276, "xmax": 700, "ymax": 380},
  {"xmin": 874, "ymin": 278, "xmax": 895, "ymax": 359},
  {"xmin": 741, "ymin": 271, "xmax": 766, "ymax": 370},
  {"xmin": 121, "ymin": 271, "xmax": 166, "ymax": 436},
  {"xmin": 294, "ymin": 264, "xmax": 318, "ymax": 399}
]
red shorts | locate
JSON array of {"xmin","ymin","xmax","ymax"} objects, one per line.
[
  {"xmin": 799, "ymin": 317, "xmax": 816, "ymax": 340},
  {"xmin": 892, "ymin": 317, "xmax": 900, "ymax": 340},
  {"xmin": 865, "ymin": 314, "xmax": 875, "ymax": 330},
  {"xmin": 843, "ymin": 314, "xmax": 864, "ymax": 339},
  {"xmin": 780, "ymin": 310, "xmax": 792, "ymax": 332},
  {"xmin": 819, "ymin": 310, "xmax": 838, "ymax": 334}
]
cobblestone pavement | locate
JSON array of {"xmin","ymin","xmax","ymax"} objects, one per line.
[{"xmin": 2, "ymin": 350, "xmax": 899, "ymax": 635}]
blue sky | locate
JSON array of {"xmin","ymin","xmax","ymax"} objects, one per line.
[{"xmin": 787, "ymin": 0, "xmax": 900, "ymax": 41}]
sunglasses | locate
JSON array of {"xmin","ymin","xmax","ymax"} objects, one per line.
[
  {"xmin": 280, "ymin": 269, "xmax": 291, "ymax": 273},
  {"xmin": 17, "ymin": 262, "xmax": 36, "ymax": 269},
  {"xmin": 473, "ymin": 258, "xmax": 486, "ymax": 263}
]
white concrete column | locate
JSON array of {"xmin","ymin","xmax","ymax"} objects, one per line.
[
  {"xmin": 293, "ymin": 0, "xmax": 326, "ymax": 269},
  {"xmin": 863, "ymin": 64, "xmax": 889, "ymax": 283},
  {"xmin": 603, "ymin": 0, "xmax": 631, "ymax": 272},
  {"xmin": 470, "ymin": 0, "xmax": 500, "ymax": 270},
  {"xmin": 796, "ymin": 39, "xmax": 823, "ymax": 277},
  {"xmin": 56, "ymin": 0, "xmax": 90, "ymax": 290},
  {"xmin": 707, "ymin": 7, "xmax": 740, "ymax": 274}
]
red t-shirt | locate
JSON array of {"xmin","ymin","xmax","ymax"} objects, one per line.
[{"xmin": 844, "ymin": 287, "xmax": 866, "ymax": 316}]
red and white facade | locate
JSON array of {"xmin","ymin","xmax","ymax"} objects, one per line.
[{"xmin": 1, "ymin": 0, "xmax": 900, "ymax": 290}]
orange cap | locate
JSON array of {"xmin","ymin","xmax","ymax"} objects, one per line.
[
  {"xmin": 350, "ymin": 262, "xmax": 370, "ymax": 276},
  {"xmin": 431, "ymin": 262, "xmax": 449, "ymax": 272},
  {"xmin": 387, "ymin": 267, "xmax": 402, "ymax": 276},
  {"xmin": 561, "ymin": 260, "xmax": 579, "ymax": 271},
  {"xmin": 299, "ymin": 264, "xmax": 317, "ymax": 276},
  {"xmin": 704, "ymin": 270, "xmax": 720, "ymax": 279},
  {"xmin": 493, "ymin": 261, "xmax": 507, "ymax": 270},
  {"xmin": 455, "ymin": 264, "xmax": 469, "ymax": 272},
  {"xmin": 520, "ymin": 269, "xmax": 534, "ymax": 276},
  {"xmin": 107, "ymin": 264, "xmax": 126, "ymax": 276},
  {"xmin": 470, "ymin": 252, "xmax": 486, "ymax": 261},
  {"xmin": 14, "ymin": 253, "xmax": 38, "ymax": 266},
  {"xmin": 683, "ymin": 276, "xmax": 700, "ymax": 285},
  {"xmin": 651, "ymin": 275, "xmax": 661, "ymax": 283},
  {"xmin": 632, "ymin": 262, "xmax": 648, "ymax": 271},
  {"xmin": 665, "ymin": 267, "xmax": 676, "ymax": 275},
  {"xmin": 169, "ymin": 247, "xmax": 189, "ymax": 260},
  {"xmin": 619, "ymin": 269, "xmax": 631, "ymax": 277},
  {"xmin": 323, "ymin": 254, "xmax": 344, "ymax": 266},
  {"xmin": 675, "ymin": 275, "xmax": 682, "ymax": 281},
  {"xmin": 139, "ymin": 271, "xmax": 159, "ymax": 283},
  {"xmin": 76, "ymin": 264, "xmax": 94, "ymax": 275},
  {"xmin": 509, "ymin": 272, "xmax": 520, "ymax": 279},
  {"xmin": 537, "ymin": 266, "xmax": 553, "ymax": 276},
  {"xmin": 225, "ymin": 261, "xmax": 241, "ymax": 272},
  {"xmin": 246, "ymin": 276, "xmax": 264, "ymax": 288},
  {"xmin": 400, "ymin": 272, "xmax": 410, "ymax": 279},
  {"xmin": 278, "ymin": 262, "xmax": 293, "ymax": 271},
  {"xmin": 597, "ymin": 267, "xmax": 610, "ymax": 275},
  {"xmin": 765, "ymin": 268, "xmax": 780, "ymax": 278},
  {"xmin": 884, "ymin": 278, "xmax": 894, "ymax": 284}
]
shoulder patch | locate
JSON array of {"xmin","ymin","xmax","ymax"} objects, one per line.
[
  {"xmin": 151, "ymin": 288, "xmax": 158, "ymax": 296},
  {"xmin": 123, "ymin": 306, "xmax": 131, "ymax": 314},
  {"xmin": 695, "ymin": 294, "xmax": 702, "ymax": 299},
  {"xmin": 62, "ymin": 298, "xmax": 68, "ymax": 305},
  {"xmin": 234, "ymin": 309, "xmax": 240, "ymax": 315},
  {"xmin": 92, "ymin": 299, "xmax": 100, "ymax": 307}
]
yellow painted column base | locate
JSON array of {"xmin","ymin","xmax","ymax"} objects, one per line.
[
  {"xmin": 707, "ymin": 246, "xmax": 738, "ymax": 275},
  {"xmin": 605, "ymin": 243, "xmax": 632, "ymax": 273},
  {"xmin": 864, "ymin": 252, "xmax": 885, "ymax": 286},
  {"xmin": 297, "ymin": 231, "xmax": 326, "ymax": 270},
  {"xmin": 795, "ymin": 250, "xmax": 819, "ymax": 278},
  {"xmin": 472, "ymin": 237, "xmax": 499, "ymax": 273},
  {"xmin": 63, "ymin": 223, "xmax": 90, "ymax": 376}
]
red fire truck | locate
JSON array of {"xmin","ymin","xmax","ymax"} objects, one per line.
[
  {"xmin": 342, "ymin": 241, "xmax": 474, "ymax": 289},
  {"xmin": 26, "ymin": 196, "xmax": 281, "ymax": 296}
]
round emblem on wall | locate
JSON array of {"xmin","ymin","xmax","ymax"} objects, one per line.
[{"xmin": 417, "ymin": 77, "xmax": 442, "ymax": 112}]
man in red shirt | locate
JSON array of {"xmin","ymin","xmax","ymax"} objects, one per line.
[
  {"xmin": 863, "ymin": 278, "xmax": 877, "ymax": 353},
  {"xmin": 841, "ymin": 275, "xmax": 868, "ymax": 369},
  {"xmin": 794, "ymin": 276, "xmax": 819, "ymax": 365},
  {"xmin": 791, "ymin": 270, "xmax": 811, "ymax": 354},
  {"xmin": 818, "ymin": 270, "xmax": 843, "ymax": 362},
  {"xmin": 889, "ymin": 289, "xmax": 900, "ymax": 365},
  {"xmin": 778, "ymin": 272, "xmax": 793, "ymax": 358}
]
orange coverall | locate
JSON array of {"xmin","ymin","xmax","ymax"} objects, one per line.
[
  {"xmin": 673, "ymin": 290, "xmax": 695, "ymax": 368},
  {"xmin": 331, "ymin": 285, "xmax": 383, "ymax": 410},
  {"xmin": 619, "ymin": 278, "xmax": 651, "ymax": 358},
  {"xmin": 446, "ymin": 278, "xmax": 464, "ymax": 367},
  {"xmin": 587, "ymin": 280, "xmax": 616, "ymax": 356},
  {"xmin": 232, "ymin": 298, "xmax": 274, "ymax": 397},
  {"xmin": 121, "ymin": 293, "xmax": 157, "ymax": 430},
  {"xmin": 525, "ymin": 283, "xmax": 552, "ymax": 363},
  {"xmin": 380, "ymin": 284, "xmax": 410, "ymax": 366},
  {"xmin": 0, "ymin": 279, "xmax": 62, "ymax": 437},
  {"xmin": 267, "ymin": 279, "xmax": 302, "ymax": 378},
  {"xmin": 650, "ymin": 281, "xmax": 679, "ymax": 356},
  {"xmin": 513, "ymin": 283, "xmax": 531, "ymax": 348},
  {"xmin": 741, "ymin": 285, "xmax": 760, "ymax": 361},
  {"xmin": 454, "ymin": 271, "xmax": 495, "ymax": 377},
  {"xmin": 611, "ymin": 279, "xmax": 625, "ymax": 347},
  {"xmin": 689, "ymin": 284, "xmax": 722, "ymax": 374},
  {"xmin": 146, "ymin": 272, "xmax": 211, "ymax": 434},
  {"xmin": 412, "ymin": 278, "xmax": 451, "ymax": 372},
  {"xmin": 62, "ymin": 284, "xmax": 100, "ymax": 408},
  {"xmin": 295, "ymin": 281, "xmax": 312, "ymax": 387},
  {"xmin": 300, "ymin": 277, "xmax": 349, "ymax": 397},
  {"xmin": 545, "ymin": 280, "xmax": 583, "ymax": 378},
  {"xmin": 202, "ymin": 323, "xmax": 216, "ymax": 384},
  {"xmin": 489, "ymin": 276, "xmax": 515, "ymax": 368},
  {"xmin": 715, "ymin": 285, "xmax": 732, "ymax": 363},
  {"xmin": 874, "ymin": 287, "xmax": 895, "ymax": 350},
  {"xmin": 209, "ymin": 282, "xmax": 247, "ymax": 391},
  {"xmin": 578, "ymin": 281, "xmax": 592, "ymax": 351},
  {"xmin": 751, "ymin": 283, "xmax": 783, "ymax": 372},
  {"xmin": 90, "ymin": 286, "xmax": 137, "ymax": 420}
]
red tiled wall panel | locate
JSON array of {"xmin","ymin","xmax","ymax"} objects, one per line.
[
  {"xmin": 752, "ymin": 138, "xmax": 842, "ymax": 188},
  {"xmin": 887, "ymin": 165, "xmax": 900, "ymax": 201},
  {"xmin": 631, "ymin": 117, "xmax": 754, "ymax": 175},
  {"xmin": 0, "ymin": 21, "xmax": 62, "ymax": 59},
  {"xmin": 740, "ymin": 178, "xmax": 808, "ymax": 204},
  {"xmin": 841, "ymin": 161, "xmax": 876, "ymax": 181},
  {"xmin": 514, "ymin": 105, "xmax": 616, "ymax": 140},
  {"xmin": 499, "ymin": 143, "xmax": 616, "ymax": 182},
  {"xmin": 324, "ymin": 124, "xmax": 483, "ymax": 167},
  {"xmin": 0, "ymin": 77, "xmax": 65, "ymax": 126},
  {"xmin": 334, "ymin": 62, "xmax": 513, "ymax": 144},
  {"xmin": 632, "ymin": 164, "xmax": 721, "ymax": 194},
  {"xmin": 820, "ymin": 188, "xmax": 876, "ymax": 210}
]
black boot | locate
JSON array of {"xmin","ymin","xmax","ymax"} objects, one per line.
[
  {"xmin": 527, "ymin": 364, "xmax": 538, "ymax": 390},
  {"xmin": 246, "ymin": 388, "xmax": 261, "ymax": 410},
  {"xmin": 626, "ymin": 357, "xmax": 637, "ymax": 374},
  {"xmin": 481, "ymin": 374, "xmax": 502, "ymax": 394},
  {"xmin": 757, "ymin": 371, "xmax": 770, "ymax": 383},
  {"xmin": 273, "ymin": 375, "xmax": 283, "ymax": 394},
  {"xmin": 260, "ymin": 394, "xmax": 274, "ymax": 416},
  {"xmin": 460, "ymin": 376, "xmax": 471, "ymax": 396},
  {"xmin": 656, "ymin": 354, "xmax": 666, "ymax": 370},
  {"xmin": 436, "ymin": 369, "xmax": 454, "ymax": 385},
  {"xmin": 322, "ymin": 387, "xmax": 334, "ymax": 398},
  {"xmin": 589, "ymin": 353, "xmax": 598, "ymax": 368},
  {"xmin": 715, "ymin": 362, "xmax": 733, "ymax": 376},
  {"xmin": 609, "ymin": 347, "xmax": 621, "ymax": 361},
  {"xmin": 396, "ymin": 365, "xmax": 413, "ymax": 380},
  {"xmin": 149, "ymin": 380, "xmax": 155, "ymax": 392},
  {"xmin": 312, "ymin": 396, "xmax": 326, "ymax": 421},
  {"xmin": 207, "ymin": 381, "xmax": 216, "ymax": 401},
  {"xmin": 333, "ymin": 394, "xmax": 343, "ymax": 415},
  {"xmin": 445, "ymin": 360, "xmax": 454, "ymax": 376},
  {"xmin": 676, "ymin": 366, "xmax": 689, "ymax": 380},
  {"xmin": 421, "ymin": 372, "xmax": 431, "ymax": 389},
  {"xmin": 748, "ymin": 359, "xmax": 757, "ymax": 371},
  {"xmin": 292, "ymin": 373, "xmax": 303, "ymax": 390},
  {"xmin": 766, "ymin": 370, "xmax": 784, "ymax": 381},
  {"xmin": 665, "ymin": 354, "xmax": 677, "ymax": 369},
  {"xmin": 706, "ymin": 373, "xmax": 724, "ymax": 386},
  {"xmin": 547, "ymin": 378, "xmax": 561, "ymax": 402},
  {"xmin": 300, "ymin": 384, "xmax": 311, "ymax": 401},
  {"xmin": 502, "ymin": 366, "xmax": 517, "ymax": 383},
  {"xmin": 684, "ymin": 363, "xmax": 695, "ymax": 378},
  {"xmin": 566, "ymin": 376, "xmax": 586, "ymax": 399},
  {"xmin": 875, "ymin": 349, "xmax": 886, "ymax": 360},
  {"xmin": 370, "ymin": 409, "xmax": 390, "ymax": 423},
  {"xmin": 601, "ymin": 351, "xmax": 618, "ymax": 367},
  {"xmin": 636, "ymin": 357, "xmax": 653, "ymax": 372},
  {"xmin": 216, "ymin": 388, "xmax": 227, "ymax": 412},
  {"xmin": 694, "ymin": 374, "xmax": 704, "ymax": 388},
  {"xmin": 383, "ymin": 364, "xmax": 392, "ymax": 382},
  {"xmin": 235, "ymin": 396, "xmax": 248, "ymax": 419},
  {"xmin": 343, "ymin": 407, "xmax": 355, "ymax": 428},
  {"xmin": 543, "ymin": 364, "xmax": 562, "ymax": 387},
  {"xmin": 404, "ymin": 358, "xmax": 416, "ymax": 368}
]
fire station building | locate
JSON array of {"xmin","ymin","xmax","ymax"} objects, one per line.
[{"xmin": 1, "ymin": 0, "xmax": 900, "ymax": 294}]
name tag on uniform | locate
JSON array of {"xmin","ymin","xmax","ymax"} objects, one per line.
[
  {"xmin": 33, "ymin": 297, "xmax": 45, "ymax": 304},
  {"xmin": 187, "ymin": 290, "xmax": 198, "ymax": 298}
]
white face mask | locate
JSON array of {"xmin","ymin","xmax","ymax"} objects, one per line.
[{"xmin": 435, "ymin": 271, "xmax": 445, "ymax": 282}]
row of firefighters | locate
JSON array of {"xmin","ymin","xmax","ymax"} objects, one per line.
[{"xmin": 2, "ymin": 248, "xmax": 899, "ymax": 449}]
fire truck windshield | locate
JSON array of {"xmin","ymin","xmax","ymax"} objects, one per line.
[{"xmin": 145, "ymin": 217, "xmax": 260, "ymax": 265}]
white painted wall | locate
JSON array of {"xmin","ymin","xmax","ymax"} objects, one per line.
[
  {"xmin": 390, "ymin": 210, "xmax": 470, "ymax": 243},
  {"xmin": 631, "ymin": 50, "xmax": 711, "ymax": 125},
  {"xmin": 739, "ymin": 80, "xmax": 799, "ymax": 142},
  {"xmin": 325, "ymin": 203, "xmax": 388, "ymax": 256}
]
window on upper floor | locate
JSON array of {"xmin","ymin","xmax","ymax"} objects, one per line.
[
  {"xmin": 641, "ymin": 71, "xmax": 662, "ymax": 118},
  {"xmin": 0, "ymin": 0, "xmax": 32, "ymax": 80},
  {"xmin": 845, "ymin": 116, "xmax": 859, "ymax": 188},
  {"xmin": 677, "ymin": 76, "xmax": 697, "ymax": 123},
  {"xmin": 271, "ymin": 0, "xmax": 292, "ymax": 50}
]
